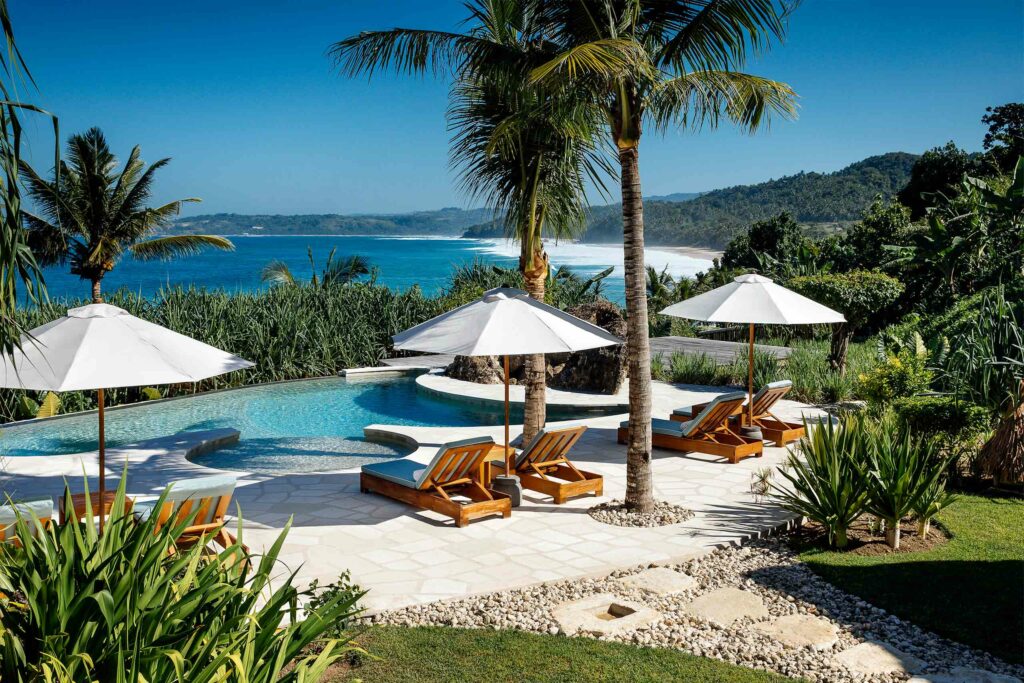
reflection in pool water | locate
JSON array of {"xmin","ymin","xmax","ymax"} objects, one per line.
[{"xmin": 0, "ymin": 375, "xmax": 604, "ymax": 474}]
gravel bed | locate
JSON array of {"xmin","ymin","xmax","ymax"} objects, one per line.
[
  {"xmin": 369, "ymin": 537, "xmax": 1024, "ymax": 683},
  {"xmin": 587, "ymin": 498, "xmax": 694, "ymax": 527}
]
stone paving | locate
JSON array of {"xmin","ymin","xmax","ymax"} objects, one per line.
[{"xmin": 0, "ymin": 377, "xmax": 826, "ymax": 612}]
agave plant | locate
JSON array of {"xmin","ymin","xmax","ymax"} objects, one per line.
[
  {"xmin": 912, "ymin": 476, "xmax": 957, "ymax": 538},
  {"xmin": 0, "ymin": 477, "xmax": 363, "ymax": 681},
  {"xmin": 770, "ymin": 416, "xmax": 870, "ymax": 548},
  {"xmin": 860, "ymin": 415, "xmax": 948, "ymax": 549}
]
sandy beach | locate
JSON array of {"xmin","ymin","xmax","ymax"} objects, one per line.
[{"xmin": 660, "ymin": 244, "xmax": 724, "ymax": 261}]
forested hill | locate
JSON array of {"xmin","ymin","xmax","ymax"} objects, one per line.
[
  {"xmin": 170, "ymin": 207, "xmax": 494, "ymax": 236},
  {"xmin": 171, "ymin": 152, "xmax": 917, "ymax": 248},
  {"xmin": 582, "ymin": 152, "xmax": 919, "ymax": 248}
]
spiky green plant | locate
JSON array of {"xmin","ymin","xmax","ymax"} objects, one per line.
[
  {"xmin": 19, "ymin": 127, "xmax": 233, "ymax": 303},
  {"xmin": 0, "ymin": 477, "xmax": 363, "ymax": 681},
  {"xmin": 912, "ymin": 476, "xmax": 957, "ymax": 538},
  {"xmin": 770, "ymin": 416, "xmax": 870, "ymax": 548},
  {"xmin": 860, "ymin": 414, "xmax": 949, "ymax": 549}
]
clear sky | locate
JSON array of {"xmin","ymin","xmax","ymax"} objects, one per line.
[{"xmin": 12, "ymin": 0, "xmax": 1024, "ymax": 217}]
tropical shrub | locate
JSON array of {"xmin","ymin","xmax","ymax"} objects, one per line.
[
  {"xmin": 892, "ymin": 395, "xmax": 991, "ymax": 474},
  {"xmin": 771, "ymin": 416, "xmax": 870, "ymax": 548},
  {"xmin": 857, "ymin": 348, "xmax": 933, "ymax": 406},
  {"xmin": 782, "ymin": 339, "xmax": 876, "ymax": 404},
  {"xmin": 860, "ymin": 414, "xmax": 948, "ymax": 549},
  {"xmin": 668, "ymin": 351, "xmax": 719, "ymax": 386},
  {"xmin": 938, "ymin": 287, "xmax": 1024, "ymax": 484},
  {"xmin": 789, "ymin": 271, "xmax": 904, "ymax": 373},
  {"xmin": 0, "ymin": 479, "xmax": 363, "ymax": 681}
]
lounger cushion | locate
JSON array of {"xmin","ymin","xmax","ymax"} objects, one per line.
[
  {"xmin": 361, "ymin": 457, "xmax": 429, "ymax": 489},
  {"xmin": 362, "ymin": 436, "xmax": 495, "ymax": 489},
  {"xmin": 513, "ymin": 430, "xmax": 547, "ymax": 467},
  {"xmin": 752, "ymin": 379, "xmax": 792, "ymax": 402},
  {"xmin": 671, "ymin": 407, "xmax": 694, "ymax": 418},
  {"xmin": 135, "ymin": 475, "xmax": 237, "ymax": 525},
  {"xmin": 620, "ymin": 418, "xmax": 685, "ymax": 437},
  {"xmin": 0, "ymin": 499, "xmax": 53, "ymax": 538},
  {"xmin": 680, "ymin": 391, "xmax": 747, "ymax": 436}
]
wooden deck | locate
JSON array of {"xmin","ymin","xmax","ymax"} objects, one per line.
[{"xmin": 649, "ymin": 336, "xmax": 791, "ymax": 366}]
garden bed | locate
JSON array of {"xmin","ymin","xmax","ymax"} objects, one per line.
[{"xmin": 791, "ymin": 517, "xmax": 950, "ymax": 556}]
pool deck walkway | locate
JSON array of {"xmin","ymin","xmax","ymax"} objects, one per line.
[{"xmin": 0, "ymin": 378, "xmax": 825, "ymax": 612}]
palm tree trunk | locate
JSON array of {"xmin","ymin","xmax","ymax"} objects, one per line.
[
  {"xmin": 91, "ymin": 278, "xmax": 103, "ymax": 304},
  {"xmin": 620, "ymin": 145, "xmax": 654, "ymax": 513},
  {"xmin": 522, "ymin": 259, "xmax": 547, "ymax": 444}
]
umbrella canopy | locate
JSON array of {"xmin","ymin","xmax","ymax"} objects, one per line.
[
  {"xmin": 0, "ymin": 303, "xmax": 253, "ymax": 391},
  {"xmin": 0, "ymin": 303, "xmax": 254, "ymax": 527},
  {"xmin": 394, "ymin": 287, "xmax": 621, "ymax": 356},
  {"xmin": 659, "ymin": 273, "xmax": 846, "ymax": 325},
  {"xmin": 393, "ymin": 288, "xmax": 622, "ymax": 469},
  {"xmin": 660, "ymin": 274, "xmax": 844, "ymax": 424}
]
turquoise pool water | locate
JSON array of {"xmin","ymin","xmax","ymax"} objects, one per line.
[{"xmin": 0, "ymin": 375, "xmax": 532, "ymax": 474}]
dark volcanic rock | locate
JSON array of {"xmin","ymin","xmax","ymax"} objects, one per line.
[{"xmin": 549, "ymin": 300, "xmax": 627, "ymax": 394}]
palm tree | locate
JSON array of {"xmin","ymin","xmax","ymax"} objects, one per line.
[
  {"xmin": 20, "ymin": 127, "xmax": 233, "ymax": 303},
  {"xmin": 262, "ymin": 247, "xmax": 373, "ymax": 287},
  {"xmin": 0, "ymin": 0, "xmax": 56, "ymax": 355},
  {"xmin": 532, "ymin": 0, "xmax": 798, "ymax": 511},
  {"xmin": 330, "ymin": 0, "xmax": 613, "ymax": 442}
]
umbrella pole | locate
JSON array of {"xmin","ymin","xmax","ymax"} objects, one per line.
[
  {"xmin": 503, "ymin": 354, "xmax": 511, "ymax": 471},
  {"xmin": 748, "ymin": 323, "xmax": 755, "ymax": 425},
  {"xmin": 97, "ymin": 387, "xmax": 106, "ymax": 532}
]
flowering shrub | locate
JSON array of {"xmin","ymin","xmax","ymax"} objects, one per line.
[{"xmin": 858, "ymin": 348, "xmax": 933, "ymax": 405}]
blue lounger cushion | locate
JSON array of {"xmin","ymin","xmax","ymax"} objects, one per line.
[
  {"xmin": 362, "ymin": 436, "xmax": 495, "ymax": 490},
  {"xmin": 620, "ymin": 418, "xmax": 686, "ymax": 437}
]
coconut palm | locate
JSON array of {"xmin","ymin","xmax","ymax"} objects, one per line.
[
  {"xmin": 531, "ymin": 0, "xmax": 798, "ymax": 511},
  {"xmin": 0, "ymin": 0, "xmax": 56, "ymax": 355},
  {"xmin": 331, "ymin": 0, "xmax": 615, "ymax": 442},
  {"xmin": 20, "ymin": 127, "xmax": 233, "ymax": 303},
  {"xmin": 262, "ymin": 247, "xmax": 373, "ymax": 287}
]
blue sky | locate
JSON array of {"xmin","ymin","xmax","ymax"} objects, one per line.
[{"xmin": 13, "ymin": 0, "xmax": 1024, "ymax": 216}]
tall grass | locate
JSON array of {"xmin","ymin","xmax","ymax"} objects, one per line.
[
  {"xmin": 651, "ymin": 339, "xmax": 876, "ymax": 404},
  {"xmin": 0, "ymin": 284, "xmax": 445, "ymax": 422}
]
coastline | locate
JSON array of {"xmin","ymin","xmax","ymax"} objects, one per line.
[{"xmin": 660, "ymin": 244, "xmax": 723, "ymax": 261}]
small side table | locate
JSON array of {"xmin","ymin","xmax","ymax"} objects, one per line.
[{"xmin": 59, "ymin": 489, "xmax": 134, "ymax": 525}]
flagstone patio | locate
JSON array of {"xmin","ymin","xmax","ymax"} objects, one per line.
[{"xmin": 0, "ymin": 378, "xmax": 826, "ymax": 612}]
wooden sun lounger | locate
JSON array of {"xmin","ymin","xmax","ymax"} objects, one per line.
[
  {"xmin": 619, "ymin": 391, "xmax": 762, "ymax": 464},
  {"xmin": 672, "ymin": 380, "xmax": 804, "ymax": 446},
  {"xmin": 496, "ymin": 426, "xmax": 602, "ymax": 504},
  {"xmin": 0, "ymin": 499, "xmax": 52, "ymax": 546},
  {"xmin": 361, "ymin": 437, "xmax": 511, "ymax": 527},
  {"xmin": 134, "ymin": 475, "xmax": 245, "ymax": 553}
]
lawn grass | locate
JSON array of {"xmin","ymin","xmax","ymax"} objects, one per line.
[
  {"xmin": 330, "ymin": 625, "xmax": 796, "ymax": 683},
  {"xmin": 800, "ymin": 494, "xmax": 1024, "ymax": 664}
]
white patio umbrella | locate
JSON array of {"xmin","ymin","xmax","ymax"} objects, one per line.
[
  {"xmin": 0, "ymin": 303, "xmax": 254, "ymax": 526},
  {"xmin": 660, "ymin": 274, "xmax": 845, "ymax": 424},
  {"xmin": 392, "ymin": 287, "xmax": 622, "ymax": 474}
]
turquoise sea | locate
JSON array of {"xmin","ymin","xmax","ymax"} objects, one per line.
[{"xmin": 36, "ymin": 235, "xmax": 713, "ymax": 305}]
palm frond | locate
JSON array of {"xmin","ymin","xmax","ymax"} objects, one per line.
[
  {"xmin": 260, "ymin": 260, "xmax": 296, "ymax": 286},
  {"xmin": 650, "ymin": 69, "xmax": 797, "ymax": 133},
  {"xmin": 129, "ymin": 234, "xmax": 234, "ymax": 262},
  {"xmin": 530, "ymin": 38, "xmax": 651, "ymax": 83}
]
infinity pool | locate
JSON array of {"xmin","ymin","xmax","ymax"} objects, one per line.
[{"xmin": 0, "ymin": 375, "xmax": 537, "ymax": 474}]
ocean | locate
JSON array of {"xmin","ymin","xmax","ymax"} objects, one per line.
[{"xmin": 36, "ymin": 236, "xmax": 714, "ymax": 305}]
